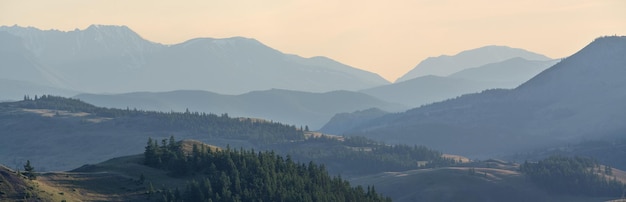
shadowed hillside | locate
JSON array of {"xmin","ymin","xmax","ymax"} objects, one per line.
[{"xmin": 341, "ymin": 36, "xmax": 626, "ymax": 157}]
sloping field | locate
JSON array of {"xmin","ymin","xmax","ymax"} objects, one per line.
[{"xmin": 350, "ymin": 164, "xmax": 624, "ymax": 202}]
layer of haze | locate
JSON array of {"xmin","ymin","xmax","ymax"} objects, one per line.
[{"xmin": 1, "ymin": 0, "xmax": 625, "ymax": 82}]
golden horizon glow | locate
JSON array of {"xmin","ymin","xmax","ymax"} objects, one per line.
[{"xmin": 1, "ymin": 0, "xmax": 625, "ymax": 82}]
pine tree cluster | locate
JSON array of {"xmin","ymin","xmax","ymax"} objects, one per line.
[
  {"xmin": 281, "ymin": 136, "xmax": 457, "ymax": 175},
  {"xmin": 520, "ymin": 155, "xmax": 625, "ymax": 197},
  {"xmin": 144, "ymin": 137, "xmax": 391, "ymax": 202}
]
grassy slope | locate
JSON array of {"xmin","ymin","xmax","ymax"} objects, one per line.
[
  {"xmin": 37, "ymin": 155, "xmax": 160, "ymax": 201},
  {"xmin": 349, "ymin": 160, "xmax": 625, "ymax": 202},
  {"xmin": 32, "ymin": 140, "xmax": 222, "ymax": 201},
  {"xmin": 0, "ymin": 165, "xmax": 75, "ymax": 201}
]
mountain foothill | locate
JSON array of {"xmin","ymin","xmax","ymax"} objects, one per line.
[{"xmin": 1, "ymin": 24, "xmax": 626, "ymax": 201}]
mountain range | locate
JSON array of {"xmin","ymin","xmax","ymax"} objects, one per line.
[
  {"xmin": 1, "ymin": 24, "xmax": 561, "ymax": 116},
  {"xmin": 396, "ymin": 45, "xmax": 552, "ymax": 82},
  {"xmin": 361, "ymin": 53, "xmax": 558, "ymax": 108},
  {"xmin": 0, "ymin": 25, "xmax": 388, "ymax": 96},
  {"xmin": 328, "ymin": 36, "xmax": 626, "ymax": 156}
]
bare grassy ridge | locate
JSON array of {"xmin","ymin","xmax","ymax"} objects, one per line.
[
  {"xmin": 35, "ymin": 154, "xmax": 198, "ymax": 201},
  {"xmin": 0, "ymin": 165, "xmax": 70, "ymax": 201},
  {"xmin": 0, "ymin": 165, "xmax": 32, "ymax": 201}
]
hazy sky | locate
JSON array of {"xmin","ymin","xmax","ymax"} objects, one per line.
[{"xmin": 1, "ymin": 0, "xmax": 625, "ymax": 82}]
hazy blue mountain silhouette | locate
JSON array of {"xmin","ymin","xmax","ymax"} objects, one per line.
[
  {"xmin": 74, "ymin": 89, "xmax": 406, "ymax": 129},
  {"xmin": 396, "ymin": 45, "xmax": 551, "ymax": 82},
  {"xmin": 448, "ymin": 57, "xmax": 558, "ymax": 85},
  {"xmin": 319, "ymin": 108, "xmax": 389, "ymax": 135},
  {"xmin": 0, "ymin": 78, "xmax": 77, "ymax": 101},
  {"xmin": 0, "ymin": 32, "xmax": 68, "ymax": 88},
  {"xmin": 361, "ymin": 58, "xmax": 557, "ymax": 107},
  {"xmin": 0, "ymin": 25, "xmax": 389, "ymax": 94},
  {"xmin": 339, "ymin": 36, "xmax": 626, "ymax": 156}
]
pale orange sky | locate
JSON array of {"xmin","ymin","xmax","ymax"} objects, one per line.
[{"xmin": 1, "ymin": 0, "xmax": 625, "ymax": 82}]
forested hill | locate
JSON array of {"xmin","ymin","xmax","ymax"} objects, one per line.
[
  {"xmin": 520, "ymin": 156, "xmax": 625, "ymax": 197},
  {"xmin": 0, "ymin": 95, "xmax": 304, "ymax": 171},
  {"xmin": 143, "ymin": 137, "xmax": 391, "ymax": 202},
  {"xmin": 9, "ymin": 95, "xmax": 305, "ymax": 143}
]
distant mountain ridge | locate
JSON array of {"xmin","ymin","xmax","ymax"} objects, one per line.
[
  {"xmin": 396, "ymin": 45, "xmax": 552, "ymax": 82},
  {"xmin": 341, "ymin": 36, "xmax": 626, "ymax": 156},
  {"xmin": 448, "ymin": 57, "xmax": 558, "ymax": 84},
  {"xmin": 74, "ymin": 89, "xmax": 406, "ymax": 129},
  {"xmin": 0, "ymin": 78, "xmax": 77, "ymax": 101},
  {"xmin": 0, "ymin": 25, "xmax": 389, "ymax": 95},
  {"xmin": 360, "ymin": 58, "xmax": 558, "ymax": 107}
]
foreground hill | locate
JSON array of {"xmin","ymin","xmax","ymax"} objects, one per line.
[
  {"xmin": 1, "ymin": 140, "xmax": 391, "ymax": 202},
  {"xmin": 342, "ymin": 36, "xmax": 626, "ymax": 157},
  {"xmin": 0, "ymin": 25, "xmax": 388, "ymax": 95},
  {"xmin": 361, "ymin": 58, "xmax": 557, "ymax": 107},
  {"xmin": 74, "ymin": 89, "xmax": 406, "ymax": 129}
]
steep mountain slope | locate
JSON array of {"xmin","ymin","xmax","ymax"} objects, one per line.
[
  {"xmin": 362, "ymin": 57, "xmax": 557, "ymax": 107},
  {"xmin": 74, "ymin": 89, "xmax": 406, "ymax": 129},
  {"xmin": 0, "ymin": 25, "xmax": 388, "ymax": 94},
  {"xmin": 345, "ymin": 36, "xmax": 626, "ymax": 156},
  {"xmin": 396, "ymin": 45, "xmax": 551, "ymax": 82}
]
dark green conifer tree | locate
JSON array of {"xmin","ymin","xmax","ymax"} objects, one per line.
[{"xmin": 23, "ymin": 160, "xmax": 36, "ymax": 180}]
